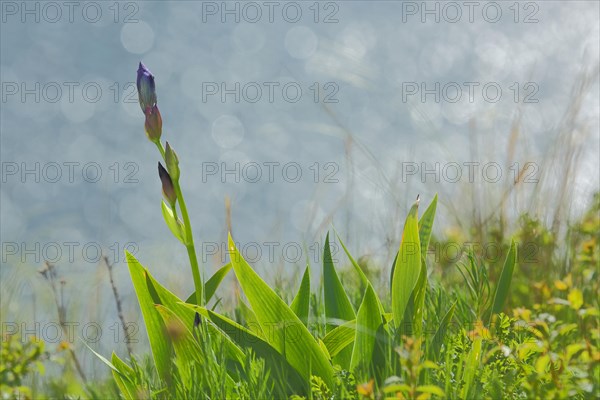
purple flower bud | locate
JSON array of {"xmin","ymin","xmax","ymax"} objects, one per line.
[
  {"xmin": 158, "ymin": 162, "xmax": 177, "ymax": 205},
  {"xmin": 137, "ymin": 62, "xmax": 157, "ymax": 112},
  {"xmin": 144, "ymin": 105, "xmax": 162, "ymax": 142}
]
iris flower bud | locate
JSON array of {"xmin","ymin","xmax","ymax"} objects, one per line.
[
  {"xmin": 137, "ymin": 62, "xmax": 157, "ymax": 112},
  {"xmin": 165, "ymin": 141, "xmax": 180, "ymax": 181},
  {"xmin": 144, "ymin": 105, "xmax": 162, "ymax": 142},
  {"xmin": 158, "ymin": 162, "xmax": 176, "ymax": 205}
]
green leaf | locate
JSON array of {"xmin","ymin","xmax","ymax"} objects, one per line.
[
  {"xmin": 403, "ymin": 259, "xmax": 427, "ymax": 337},
  {"xmin": 335, "ymin": 231, "xmax": 369, "ymax": 289},
  {"xmin": 155, "ymin": 304, "xmax": 202, "ymax": 389},
  {"xmin": 161, "ymin": 200, "xmax": 185, "ymax": 244},
  {"xmin": 336, "ymin": 232, "xmax": 385, "ymax": 316},
  {"xmin": 490, "ymin": 240, "xmax": 517, "ymax": 318},
  {"xmin": 84, "ymin": 336, "xmax": 136, "ymax": 399},
  {"xmin": 430, "ymin": 302, "xmax": 456, "ymax": 360},
  {"xmin": 418, "ymin": 194, "xmax": 437, "ymax": 262},
  {"xmin": 389, "ymin": 195, "xmax": 436, "ymax": 290},
  {"xmin": 111, "ymin": 353, "xmax": 138, "ymax": 400},
  {"xmin": 323, "ymin": 232, "xmax": 356, "ymax": 331},
  {"xmin": 350, "ymin": 283, "xmax": 383, "ymax": 372},
  {"xmin": 391, "ymin": 199, "xmax": 421, "ymax": 327},
  {"xmin": 228, "ymin": 234, "xmax": 334, "ymax": 387},
  {"xmin": 322, "ymin": 320, "xmax": 356, "ymax": 358},
  {"xmin": 185, "ymin": 304, "xmax": 306, "ymax": 392},
  {"xmin": 290, "ymin": 264, "xmax": 311, "ymax": 324},
  {"xmin": 461, "ymin": 337, "xmax": 482, "ymax": 399},
  {"xmin": 417, "ymin": 385, "xmax": 445, "ymax": 397},
  {"xmin": 186, "ymin": 262, "xmax": 233, "ymax": 305},
  {"xmin": 126, "ymin": 251, "xmax": 172, "ymax": 381}
]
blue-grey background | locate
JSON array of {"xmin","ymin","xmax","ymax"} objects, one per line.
[{"xmin": 1, "ymin": 1, "xmax": 599, "ymax": 378}]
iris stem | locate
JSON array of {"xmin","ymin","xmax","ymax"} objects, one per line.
[{"xmin": 155, "ymin": 140, "xmax": 203, "ymax": 306}]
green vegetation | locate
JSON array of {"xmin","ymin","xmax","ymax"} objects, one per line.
[{"xmin": 1, "ymin": 64, "xmax": 598, "ymax": 399}]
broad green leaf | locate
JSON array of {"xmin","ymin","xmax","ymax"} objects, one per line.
[
  {"xmin": 111, "ymin": 353, "xmax": 137, "ymax": 400},
  {"xmin": 350, "ymin": 283, "xmax": 383, "ymax": 372},
  {"xmin": 336, "ymin": 232, "xmax": 385, "ymax": 315},
  {"xmin": 391, "ymin": 199, "xmax": 421, "ymax": 327},
  {"xmin": 155, "ymin": 305, "xmax": 202, "ymax": 388},
  {"xmin": 186, "ymin": 305, "xmax": 306, "ymax": 392},
  {"xmin": 335, "ymin": 231, "xmax": 369, "ymax": 289},
  {"xmin": 390, "ymin": 195, "xmax": 437, "ymax": 289},
  {"xmin": 161, "ymin": 200, "xmax": 185, "ymax": 244},
  {"xmin": 430, "ymin": 302, "xmax": 456, "ymax": 361},
  {"xmin": 126, "ymin": 251, "xmax": 172, "ymax": 381},
  {"xmin": 418, "ymin": 194, "xmax": 438, "ymax": 261},
  {"xmin": 228, "ymin": 234, "xmax": 334, "ymax": 387},
  {"xmin": 323, "ymin": 314, "xmax": 395, "ymax": 359},
  {"xmin": 238, "ymin": 299, "xmax": 264, "ymax": 337},
  {"xmin": 323, "ymin": 232, "xmax": 356, "ymax": 331},
  {"xmin": 403, "ymin": 259, "xmax": 427, "ymax": 337},
  {"xmin": 186, "ymin": 262, "xmax": 233, "ymax": 305},
  {"xmin": 290, "ymin": 264, "xmax": 311, "ymax": 324},
  {"xmin": 322, "ymin": 320, "xmax": 356, "ymax": 358},
  {"xmin": 128, "ymin": 252, "xmax": 246, "ymax": 369},
  {"xmin": 323, "ymin": 232, "xmax": 356, "ymax": 368},
  {"xmin": 461, "ymin": 337, "xmax": 482, "ymax": 399},
  {"xmin": 490, "ymin": 240, "xmax": 517, "ymax": 318}
]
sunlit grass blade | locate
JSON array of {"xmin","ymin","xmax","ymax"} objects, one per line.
[
  {"xmin": 390, "ymin": 195, "xmax": 436, "ymax": 291},
  {"xmin": 391, "ymin": 198, "xmax": 421, "ymax": 327},
  {"xmin": 111, "ymin": 353, "xmax": 138, "ymax": 400},
  {"xmin": 350, "ymin": 283, "xmax": 383, "ymax": 373},
  {"xmin": 418, "ymin": 193, "xmax": 437, "ymax": 261},
  {"xmin": 126, "ymin": 251, "xmax": 172, "ymax": 381},
  {"xmin": 334, "ymin": 231, "xmax": 369, "ymax": 289},
  {"xmin": 336, "ymin": 232, "xmax": 385, "ymax": 315},
  {"xmin": 186, "ymin": 262, "xmax": 233, "ymax": 305},
  {"xmin": 403, "ymin": 259, "xmax": 427, "ymax": 337},
  {"xmin": 461, "ymin": 337, "xmax": 483, "ymax": 399},
  {"xmin": 430, "ymin": 302, "xmax": 456, "ymax": 360},
  {"xmin": 323, "ymin": 232, "xmax": 356, "ymax": 331},
  {"xmin": 290, "ymin": 264, "xmax": 311, "ymax": 324},
  {"xmin": 322, "ymin": 320, "xmax": 356, "ymax": 358},
  {"xmin": 489, "ymin": 239, "xmax": 518, "ymax": 320},
  {"xmin": 187, "ymin": 304, "xmax": 306, "ymax": 392},
  {"xmin": 155, "ymin": 304, "xmax": 202, "ymax": 388},
  {"xmin": 228, "ymin": 234, "xmax": 334, "ymax": 388}
]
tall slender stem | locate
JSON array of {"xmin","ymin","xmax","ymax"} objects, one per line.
[{"xmin": 155, "ymin": 141, "xmax": 203, "ymax": 305}]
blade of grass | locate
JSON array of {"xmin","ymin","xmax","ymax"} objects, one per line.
[
  {"xmin": 350, "ymin": 283, "xmax": 383, "ymax": 373},
  {"xmin": 186, "ymin": 262, "xmax": 233, "ymax": 305},
  {"xmin": 323, "ymin": 232, "xmax": 356, "ymax": 331},
  {"xmin": 228, "ymin": 234, "xmax": 334, "ymax": 387},
  {"xmin": 489, "ymin": 239, "xmax": 518, "ymax": 320},
  {"xmin": 391, "ymin": 198, "xmax": 421, "ymax": 327},
  {"xmin": 126, "ymin": 251, "xmax": 172, "ymax": 381},
  {"xmin": 290, "ymin": 264, "xmax": 311, "ymax": 324}
]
